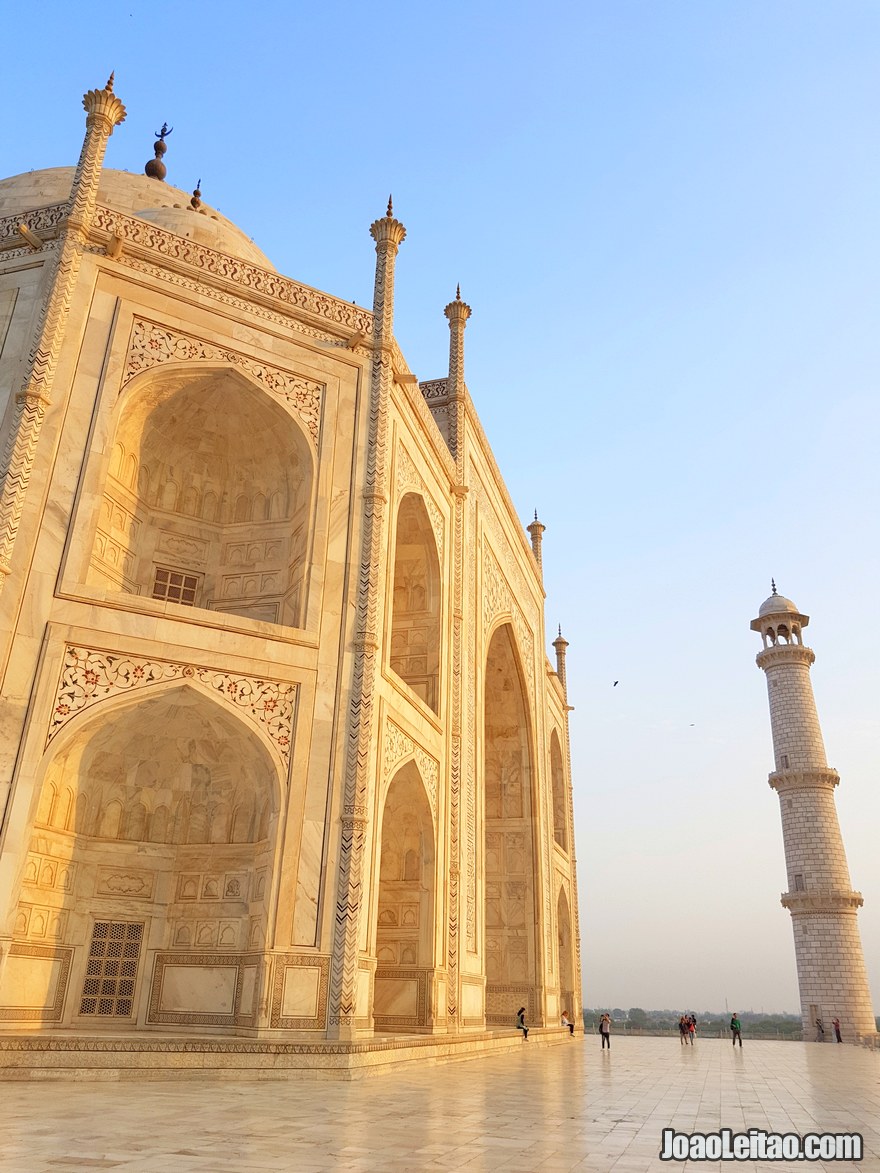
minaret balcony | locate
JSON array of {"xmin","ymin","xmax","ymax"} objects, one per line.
[
  {"xmin": 756, "ymin": 644, "xmax": 815, "ymax": 670},
  {"xmin": 781, "ymin": 889, "xmax": 864, "ymax": 913},
  {"xmin": 768, "ymin": 767, "xmax": 839, "ymax": 792}
]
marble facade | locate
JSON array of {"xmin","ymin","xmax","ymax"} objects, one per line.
[{"xmin": 0, "ymin": 78, "xmax": 580, "ymax": 1064}]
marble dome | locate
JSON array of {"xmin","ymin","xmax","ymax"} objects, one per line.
[
  {"xmin": 758, "ymin": 592, "xmax": 800, "ymax": 617},
  {"xmin": 0, "ymin": 167, "xmax": 274, "ymax": 270}
]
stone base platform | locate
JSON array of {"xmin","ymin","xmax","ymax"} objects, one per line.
[{"xmin": 0, "ymin": 1026, "xmax": 570, "ymax": 1081}]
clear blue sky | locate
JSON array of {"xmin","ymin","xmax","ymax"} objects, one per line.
[{"xmin": 6, "ymin": 0, "xmax": 879, "ymax": 1014}]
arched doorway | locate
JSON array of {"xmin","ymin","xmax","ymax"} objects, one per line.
[
  {"xmin": 484, "ymin": 623, "xmax": 538, "ymax": 1025},
  {"xmin": 4, "ymin": 685, "xmax": 280, "ymax": 1032},
  {"xmin": 373, "ymin": 761, "xmax": 436, "ymax": 1032},
  {"xmin": 557, "ymin": 888, "xmax": 575, "ymax": 1020},
  {"xmin": 389, "ymin": 493, "xmax": 441, "ymax": 713},
  {"xmin": 87, "ymin": 367, "xmax": 314, "ymax": 626},
  {"xmin": 550, "ymin": 729, "xmax": 567, "ymax": 851}
]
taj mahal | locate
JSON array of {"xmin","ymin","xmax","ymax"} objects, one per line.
[{"xmin": 0, "ymin": 77, "xmax": 581, "ymax": 1075}]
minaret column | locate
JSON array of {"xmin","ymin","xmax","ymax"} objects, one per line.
[
  {"xmin": 327, "ymin": 199, "xmax": 405, "ymax": 1040},
  {"xmin": 553, "ymin": 626, "xmax": 569, "ymax": 697},
  {"xmin": 752, "ymin": 587, "xmax": 876, "ymax": 1043},
  {"xmin": 0, "ymin": 76, "xmax": 126, "ymax": 590},
  {"xmin": 443, "ymin": 285, "xmax": 471, "ymax": 462},
  {"xmin": 527, "ymin": 511, "xmax": 546, "ymax": 576}
]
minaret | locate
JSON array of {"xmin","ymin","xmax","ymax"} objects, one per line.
[
  {"xmin": 527, "ymin": 511, "xmax": 545, "ymax": 576},
  {"xmin": 751, "ymin": 584, "xmax": 876, "ymax": 1043}
]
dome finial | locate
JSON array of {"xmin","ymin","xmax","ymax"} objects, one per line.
[
  {"xmin": 387, "ymin": 194, "xmax": 393, "ymax": 217},
  {"xmin": 105, "ymin": 72, "xmax": 115, "ymax": 92},
  {"xmin": 145, "ymin": 122, "xmax": 172, "ymax": 182},
  {"xmin": 771, "ymin": 578, "xmax": 777, "ymax": 596},
  {"xmin": 190, "ymin": 178, "xmax": 202, "ymax": 210},
  {"xmin": 456, "ymin": 283, "xmax": 461, "ymax": 301}
]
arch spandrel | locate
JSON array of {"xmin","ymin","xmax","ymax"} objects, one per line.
[{"xmin": 46, "ymin": 645, "xmax": 296, "ymax": 780}]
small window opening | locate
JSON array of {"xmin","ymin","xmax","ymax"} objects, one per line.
[
  {"xmin": 152, "ymin": 567, "xmax": 200, "ymax": 606},
  {"xmin": 80, "ymin": 921, "xmax": 143, "ymax": 1017},
  {"xmin": 794, "ymin": 874, "xmax": 805, "ymax": 892}
]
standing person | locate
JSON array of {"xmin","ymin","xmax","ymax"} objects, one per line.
[
  {"xmin": 679, "ymin": 1015, "xmax": 689, "ymax": 1045},
  {"xmin": 832, "ymin": 1017, "xmax": 842, "ymax": 1044},
  {"xmin": 561, "ymin": 1011, "xmax": 575, "ymax": 1037},
  {"xmin": 515, "ymin": 1007, "xmax": 528, "ymax": 1041},
  {"xmin": 687, "ymin": 1015, "xmax": 696, "ymax": 1045},
  {"xmin": 599, "ymin": 1013, "xmax": 612, "ymax": 1049},
  {"xmin": 815, "ymin": 1017, "xmax": 825, "ymax": 1042},
  {"xmin": 730, "ymin": 1013, "xmax": 742, "ymax": 1047}
]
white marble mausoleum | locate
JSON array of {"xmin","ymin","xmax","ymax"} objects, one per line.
[{"xmin": 0, "ymin": 78, "xmax": 580, "ymax": 1070}]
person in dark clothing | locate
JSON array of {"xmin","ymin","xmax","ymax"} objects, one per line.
[
  {"xmin": 832, "ymin": 1017, "xmax": 842, "ymax": 1043},
  {"xmin": 516, "ymin": 1007, "xmax": 528, "ymax": 1040},
  {"xmin": 730, "ymin": 1013, "xmax": 742, "ymax": 1047}
]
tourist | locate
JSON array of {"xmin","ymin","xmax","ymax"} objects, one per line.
[
  {"xmin": 679, "ymin": 1015, "xmax": 689, "ymax": 1045},
  {"xmin": 730, "ymin": 1013, "xmax": 742, "ymax": 1047},
  {"xmin": 516, "ymin": 1007, "xmax": 528, "ymax": 1041},
  {"xmin": 599, "ymin": 1013, "xmax": 611, "ymax": 1049},
  {"xmin": 561, "ymin": 1010, "xmax": 575, "ymax": 1036},
  {"xmin": 687, "ymin": 1015, "xmax": 696, "ymax": 1045},
  {"xmin": 815, "ymin": 1017, "xmax": 825, "ymax": 1042},
  {"xmin": 832, "ymin": 1017, "xmax": 842, "ymax": 1043}
]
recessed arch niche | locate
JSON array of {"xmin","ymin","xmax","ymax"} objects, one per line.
[
  {"xmin": 373, "ymin": 761, "xmax": 436, "ymax": 1031},
  {"xmin": 557, "ymin": 888, "xmax": 574, "ymax": 1018},
  {"xmin": 550, "ymin": 729, "xmax": 567, "ymax": 851},
  {"xmin": 87, "ymin": 366, "xmax": 314, "ymax": 627},
  {"xmin": 14, "ymin": 684, "xmax": 280, "ymax": 1029},
  {"xmin": 484, "ymin": 622, "xmax": 538, "ymax": 1023},
  {"xmin": 389, "ymin": 493, "xmax": 441, "ymax": 713}
]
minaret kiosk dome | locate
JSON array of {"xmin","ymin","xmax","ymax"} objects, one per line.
[{"xmin": 0, "ymin": 167, "xmax": 274, "ymax": 270}]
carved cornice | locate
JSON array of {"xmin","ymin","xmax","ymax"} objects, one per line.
[
  {"xmin": 419, "ymin": 378, "xmax": 448, "ymax": 402},
  {"xmin": 782, "ymin": 889, "xmax": 864, "ymax": 913},
  {"xmin": 89, "ymin": 205, "xmax": 374, "ymax": 338},
  {"xmin": 123, "ymin": 318, "xmax": 323, "ymax": 446},
  {"xmin": 756, "ymin": 645, "xmax": 815, "ymax": 670},
  {"xmin": 0, "ymin": 204, "xmax": 67, "ymax": 249},
  {"xmin": 769, "ymin": 768, "xmax": 839, "ymax": 793},
  {"xmin": 49, "ymin": 646, "xmax": 297, "ymax": 768}
]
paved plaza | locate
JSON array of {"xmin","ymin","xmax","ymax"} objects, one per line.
[{"xmin": 1, "ymin": 1035, "xmax": 878, "ymax": 1172}]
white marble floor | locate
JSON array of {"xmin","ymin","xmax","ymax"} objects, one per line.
[{"xmin": 1, "ymin": 1035, "xmax": 878, "ymax": 1172}]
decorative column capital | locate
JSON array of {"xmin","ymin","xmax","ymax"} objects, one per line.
[
  {"xmin": 769, "ymin": 768, "xmax": 839, "ymax": 793},
  {"xmin": 82, "ymin": 74, "xmax": 127, "ymax": 134},
  {"xmin": 444, "ymin": 284, "xmax": 472, "ymax": 326},
  {"xmin": 782, "ymin": 889, "xmax": 864, "ymax": 913},
  {"xmin": 370, "ymin": 197, "xmax": 406, "ymax": 249}
]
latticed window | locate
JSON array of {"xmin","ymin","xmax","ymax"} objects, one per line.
[
  {"xmin": 79, "ymin": 921, "xmax": 143, "ymax": 1017},
  {"xmin": 152, "ymin": 567, "xmax": 199, "ymax": 606}
]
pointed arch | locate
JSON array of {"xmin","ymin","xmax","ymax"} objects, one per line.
[
  {"xmin": 550, "ymin": 729, "xmax": 568, "ymax": 852},
  {"xmin": 374, "ymin": 760, "xmax": 437, "ymax": 1032},
  {"xmin": 85, "ymin": 363, "xmax": 316, "ymax": 628},
  {"xmin": 483, "ymin": 622, "xmax": 539, "ymax": 1023},
  {"xmin": 557, "ymin": 887, "xmax": 575, "ymax": 1017},
  {"xmin": 389, "ymin": 493, "xmax": 442, "ymax": 713}
]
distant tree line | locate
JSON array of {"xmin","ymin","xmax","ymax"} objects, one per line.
[{"xmin": 582, "ymin": 1007, "xmax": 809, "ymax": 1040}]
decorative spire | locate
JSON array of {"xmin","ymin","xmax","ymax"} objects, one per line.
[
  {"xmin": 456, "ymin": 283, "xmax": 461, "ymax": 301},
  {"xmin": 771, "ymin": 578, "xmax": 778, "ymax": 596},
  {"xmin": 190, "ymin": 179, "xmax": 202, "ymax": 210},
  {"xmin": 527, "ymin": 511, "xmax": 546, "ymax": 575},
  {"xmin": 387, "ymin": 194, "xmax": 393, "ymax": 217},
  {"xmin": 145, "ymin": 122, "xmax": 172, "ymax": 182},
  {"xmin": 553, "ymin": 626, "xmax": 570, "ymax": 697},
  {"xmin": 106, "ymin": 72, "xmax": 115, "ymax": 92}
]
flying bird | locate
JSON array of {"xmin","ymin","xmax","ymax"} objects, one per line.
[{"xmin": 613, "ymin": 681, "xmax": 618, "ymax": 687}]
